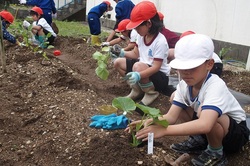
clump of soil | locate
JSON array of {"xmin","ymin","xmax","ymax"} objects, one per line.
[{"xmin": 0, "ymin": 36, "xmax": 250, "ymax": 166}]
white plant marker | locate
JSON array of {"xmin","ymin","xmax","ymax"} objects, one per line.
[{"xmin": 147, "ymin": 132, "xmax": 154, "ymax": 154}]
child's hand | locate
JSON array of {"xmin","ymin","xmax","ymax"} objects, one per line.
[
  {"xmin": 124, "ymin": 120, "xmax": 140, "ymax": 133},
  {"xmin": 110, "ymin": 44, "xmax": 124, "ymax": 57},
  {"xmin": 125, "ymin": 72, "xmax": 141, "ymax": 85},
  {"xmin": 124, "ymin": 119, "xmax": 152, "ymax": 133},
  {"xmin": 136, "ymin": 125, "xmax": 166, "ymax": 141}
]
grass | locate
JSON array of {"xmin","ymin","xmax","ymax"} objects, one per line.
[
  {"xmin": 5, "ymin": 4, "xmax": 109, "ymax": 39},
  {"xmin": 9, "ymin": 19, "xmax": 109, "ymax": 39},
  {"xmin": 53, "ymin": 20, "xmax": 91, "ymax": 38}
]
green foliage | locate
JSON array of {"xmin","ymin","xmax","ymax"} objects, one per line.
[
  {"xmin": 92, "ymin": 47, "xmax": 110, "ymax": 80},
  {"xmin": 109, "ymin": 97, "xmax": 169, "ymax": 147},
  {"xmin": 219, "ymin": 47, "xmax": 232, "ymax": 60},
  {"xmin": 13, "ymin": 21, "xmax": 54, "ymax": 60},
  {"xmin": 53, "ymin": 20, "xmax": 90, "ymax": 37},
  {"xmin": 135, "ymin": 104, "xmax": 168, "ymax": 128},
  {"xmin": 112, "ymin": 97, "xmax": 136, "ymax": 115}
]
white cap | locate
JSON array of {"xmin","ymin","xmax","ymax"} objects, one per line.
[{"xmin": 170, "ymin": 34, "xmax": 214, "ymax": 70}]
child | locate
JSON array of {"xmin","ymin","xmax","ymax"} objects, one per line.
[
  {"xmin": 101, "ymin": 19, "xmax": 138, "ymax": 51},
  {"xmin": 0, "ymin": 10, "xmax": 22, "ymax": 46},
  {"xmin": 170, "ymin": 30, "xmax": 223, "ymax": 77},
  {"xmin": 112, "ymin": 1, "xmax": 172, "ymax": 107},
  {"xmin": 25, "ymin": 0, "xmax": 57, "ymax": 26},
  {"xmin": 30, "ymin": 6, "xmax": 57, "ymax": 48},
  {"xmin": 128, "ymin": 34, "xmax": 249, "ymax": 166},
  {"xmin": 87, "ymin": 1, "xmax": 113, "ymax": 46}
]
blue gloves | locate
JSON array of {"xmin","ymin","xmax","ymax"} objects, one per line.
[
  {"xmin": 125, "ymin": 72, "xmax": 141, "ymax": 85},
  {"xmin": 89, "ymin": 113, "xmax": 128, "ymax": 130},
  {"xmin": 110, "ymin": 44, "xmax": 125, "ymax": 57}
]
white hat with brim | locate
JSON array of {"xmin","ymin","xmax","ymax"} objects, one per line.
[{"xmin": 169, "ymin": 34, "xmax": 214, "ymax": 70}]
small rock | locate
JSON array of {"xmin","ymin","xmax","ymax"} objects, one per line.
[{"xmin": 137, "ymin": 161, "xmax": 143, "ymax": 165}]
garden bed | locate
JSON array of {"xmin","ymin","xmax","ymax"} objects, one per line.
[{"xmin": 0, "ymin": 36, "xmax": 250, "ymax": 165}]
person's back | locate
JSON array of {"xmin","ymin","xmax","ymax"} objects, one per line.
[
  {"xmin": 87, "ymin": 1, "xmax": 113, "ymax": 46},
  {"xmin": 0, "ymin": 10, "xmax": 23, "ymax": 46},
  {"xmin": 0, "ymin": 10, "xmax": 16, "ymax": 44},
  {"xmin": 160, "ymin": 27, "xmax": 180, "ymax": 48},
  {"xmin": 115, "ymin": 0, "xmax": 135, "ymax": 23},
  {"xmin": 106, "ymin": 0, "xmax": 134, "ymax": 42},
  {"xmin": 88, "ymin": 3, "xmax": 110, "ymax": 18}
]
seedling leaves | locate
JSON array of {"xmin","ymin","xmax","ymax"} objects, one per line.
[
  {"xmin": 95, "ymin": 67, "xmax": 109, "ymax": 80},
  {"xmin": 112, "ymin": 97, "xmax": 136, "ymax": 114},
  {"xmin": 102, "ymin": 46, "xmax": 110, "ymax": 52}
]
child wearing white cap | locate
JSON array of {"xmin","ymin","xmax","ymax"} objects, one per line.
[{"xmin": 126, "ymin": 34, "xmax": 249, "ymax": 166}]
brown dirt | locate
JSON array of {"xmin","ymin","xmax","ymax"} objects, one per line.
[{"xmin": 0, "ymin": 36, "xmax": 250, "ymax": 166}]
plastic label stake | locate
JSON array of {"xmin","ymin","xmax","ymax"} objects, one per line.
[{"xmin": 147, "ymin": 132, "xmax": 154, "ymax": 154}]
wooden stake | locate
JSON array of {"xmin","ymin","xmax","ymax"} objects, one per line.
[{"xmin": 0, "ymin": 19, "xmax": 7, "ymax": 73}]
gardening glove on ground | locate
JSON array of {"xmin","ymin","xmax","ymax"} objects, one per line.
[
  {"xmin": 125, "ymin": 72, "xmax": 141, "ymax": 85},
  {"xmin": 101, "ymin": 42, "xmax": 110, "ymax": 47},
  {"xmin": 110, "ymin": 44, "xmax": 124, "ymax": 57},
  {"xmin": 23, "ymin": 20, "xmax": 30, "ymax": 29},
  {"xmin": 89, "ymin": 113, "xmax": 128, "ymax": 130},
  {"xmin": 16, "ymin": 41, "xmax": 25, "ymax": 47},
  {"xmin": 19, "ymin": 0, "xmax": 26, "ymax": 4}
]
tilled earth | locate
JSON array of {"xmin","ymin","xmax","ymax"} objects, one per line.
[{"xmin": 0, "ymin": 36, "xmax": 250, "ymax": 166}]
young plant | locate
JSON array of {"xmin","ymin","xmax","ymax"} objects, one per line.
[
  {"xmin": 92, "ymin": 46, "xmax": 110, "ymax": 80},
  {"xmin": 14, "ymin": 22, "xmax": 54, "ymax": 60},
  {"xmin": 111, "ymin": 97, "xmax": 169, "ymax": 147},
  {"xmin": 219, "ymin": 47, "xmax": 232, "ymax": 60}
]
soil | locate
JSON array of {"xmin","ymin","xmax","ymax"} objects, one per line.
[{"xmin": 0, "ymin": 36, "xmax": 250, "ymax": 166}]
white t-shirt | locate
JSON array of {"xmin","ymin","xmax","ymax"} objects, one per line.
[
  {"xmin": 120, "ymin": 29, "xmax": 138, "ymax": 43},
  {"xmin": 136, "ymin": 32, "xmax": 171, "ymax": 75},
  {"xmin": 173, "ymin": 73, "xmax": 246, "ymax": 123},
  {"xmin": 129, "ymin": 29, "xmax": 138, "ymax": 43},
  {"xmin": 32, "ymin": 18, "xmax": 56, "ymax": 37}
]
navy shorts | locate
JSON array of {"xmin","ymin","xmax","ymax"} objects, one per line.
[
  {"xmin": 222, "ymin": 116, "xmax": 249, "ymax": 153},
  {"xmin": 193, "ymin": 113, "xmax": 249, "ymax": 153}
]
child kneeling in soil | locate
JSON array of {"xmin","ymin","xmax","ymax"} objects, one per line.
[
  {"xmin": 126, "ymin": 34, "xmax": 249, "ymax": 166},
  {"xmin": 30, "ymin": 6, "xmax": 57, "ymax": 48},
  {"xmin": 0, "ymin": 10, "xmax": 23, "ymax": 46},
  {"xmin": 112, "ymin": 1, "xmax": 172, "ymax": 108}
]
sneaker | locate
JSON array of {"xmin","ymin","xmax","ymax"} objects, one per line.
[
  {"xmin": 191, "ymin": 149, "xmax": 228, "ymax": 166},
  {"xmin": 170, "ymin": 135, "xmax": 207, "ymax": 154}
]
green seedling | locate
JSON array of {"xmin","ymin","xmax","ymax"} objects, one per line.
[
  {"xmin": 219, "ymin": 47, "xmax": 232, "ymax": 60},
  {"xmin": 14, "ymin": 22, "xmax": 54, "ymax": 60},
  {"xmin": 92, "ymin": 46, "xmax": 110, "ymax": 80},
  {"xmin": 110, "ymin": 97, "xmax": 169, "ymax": 147}
]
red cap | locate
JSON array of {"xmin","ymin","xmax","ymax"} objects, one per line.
[
  {"xmin": 31, "ymin": 6, "xmax": 43, "ymax": 15},
  {"xmin": 0, "ymin": 10, "xmax": 14, "ymax": 24},
  {"xmin": 180, "ymin": 31, "xmax": 195, "ymax": 38},
  {"xmin": 103, "ymin": 1, "xmax": 111, "ymax": 6},
  {"xmin": 115, "ymin": 19, "xmax": 130, "ymax": 32},
  {"xmin": 158, "ymin": 11, "xmax": 164, "ymax": 21},
  {"xmin": 126, "ymin": 1, "xmax": 157, "ymax": 30},
  {"xmin": 103, "ymin": 1, "xmax": 113, "ymax": 11}
]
